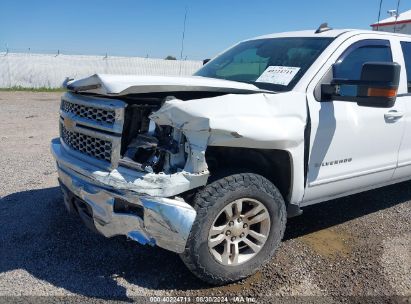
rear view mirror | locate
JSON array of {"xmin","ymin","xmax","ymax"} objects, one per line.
[{"xmin": 321, "ymin": 62, "xmax": 401, "ymax": 108}]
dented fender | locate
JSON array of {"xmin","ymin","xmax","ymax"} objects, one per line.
[
  {"xmin": 150, "ymin": 92, "xmax": 308, "ymax": 204},
  {"xmin": 150, "ymin": 92, "xmax": 307, "ymax": 149}
]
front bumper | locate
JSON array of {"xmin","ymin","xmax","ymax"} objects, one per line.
[{"xmin": 51, "ymin": 138, "xmax": 197, "ymax": 253}]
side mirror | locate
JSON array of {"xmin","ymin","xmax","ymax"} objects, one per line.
[
  {"xmin": 321, "ymin": 62, "xmax": 401, "ymax": 108},
  {"xmin": 203, "ymin": 59, "xmax": 211, "ymax": 65}
]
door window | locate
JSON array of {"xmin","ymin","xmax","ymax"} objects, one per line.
[
  {"xmin": 400, "ymin": 41, "xmax": 411, "ymax": 92},
  {"xmin": 334, "ymin": 40, "xmax": 393, "ymax": 80}
]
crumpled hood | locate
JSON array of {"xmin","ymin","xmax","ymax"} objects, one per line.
[{"xmin": 66, "ymin": 74, "xmax": 269, "ymax": 96}]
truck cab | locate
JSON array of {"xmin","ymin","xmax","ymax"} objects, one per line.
[{"xmin": 51, "ymin": 28, "xmax": 411, "ymax": 285}]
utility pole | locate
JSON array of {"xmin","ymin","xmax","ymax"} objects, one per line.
[
  {"xmin": 179, "ymin": 7, "xmax": 188, "ymax": 76},
  {"xmin": 377, "ymin": 0, "xmax": 383, "ymax": 31},
  {"xmin": 394, "ymin": 0, "xmax": 401, "ymax": 33},
  {"xmin": 180, "ymin": 7, "xmax": 188, "ymax": 60}
]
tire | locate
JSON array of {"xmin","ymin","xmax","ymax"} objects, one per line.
[{"xmin": 180, "ymin": 173, "xmax": 287, "ymax": 285}]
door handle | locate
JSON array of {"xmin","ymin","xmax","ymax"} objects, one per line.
[{"xmin": 384, "ymin": 110, "xmax": 404, "ymax": 120}]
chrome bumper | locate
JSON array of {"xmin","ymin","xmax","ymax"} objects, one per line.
[{"xmin": 51, "ymin": 138, "xmax": 196, "ymax": 253}]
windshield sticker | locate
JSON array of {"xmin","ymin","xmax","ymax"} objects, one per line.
[{"xmin": 256, "ymin": 66, "xmax": 301, "ymax": 86}]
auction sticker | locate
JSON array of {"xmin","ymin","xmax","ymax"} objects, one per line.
[{"xmin": 256, "ymin": 66, "xmax": 301, "ymax": 86}]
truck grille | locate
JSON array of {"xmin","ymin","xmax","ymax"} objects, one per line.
[
  {"xmin": 59, "ymin": 92, "xmax": 126, "ymax": 169},
  {"xmin": 60, "ymin": 124, "xmax": 112, "ymax": 162},
  {"xmin": 61, "ymin": 100, "xmax": 116, "ymax": 125}
]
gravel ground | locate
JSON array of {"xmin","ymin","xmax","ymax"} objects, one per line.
[{"xmin": 0, "ymin": 91, "xmax": 410, "ymax": 303}]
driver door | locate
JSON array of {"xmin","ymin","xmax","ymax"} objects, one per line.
[{"xmin": 303, "ymin": 38, "xmax": 405, "ymax": 204}]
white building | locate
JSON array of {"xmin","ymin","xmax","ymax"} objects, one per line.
[{"xmin": 371, "ymin": 10, "xmax": 411, "ymax": 34}]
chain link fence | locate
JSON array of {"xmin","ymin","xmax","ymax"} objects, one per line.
[{"xmin": 0, "ymin": 52, "xmax": 202, "ymax": 88}]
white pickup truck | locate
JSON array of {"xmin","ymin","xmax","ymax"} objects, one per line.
[{"xmin": 51, "ymin": 27, "xmax": 411, "ymax": 285}]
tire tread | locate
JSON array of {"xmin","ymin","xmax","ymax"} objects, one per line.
[{"xmin": 180, "ymin": 173, "xmax": 286, "ymax": 285}]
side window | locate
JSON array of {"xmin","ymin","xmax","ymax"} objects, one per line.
[
  {"xmin": 334, "ymin": 40, "xmax": 393, "ymax": 80},
  {"xmin": 401, "ymin": 41, "xmax": 411, "ymax": 92}
]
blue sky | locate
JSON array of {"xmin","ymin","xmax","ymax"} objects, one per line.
[{"xmin": 0, "ymin": 0, "xmax": 407, "ymax": 60}]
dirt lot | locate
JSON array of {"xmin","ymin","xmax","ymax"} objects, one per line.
[{"xmin": 0, "ymin": 91, "xmax": 410, "ymax": 303}]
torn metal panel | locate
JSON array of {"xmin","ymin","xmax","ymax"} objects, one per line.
[
  {"xmin": 66, "ymin": 74, "xmax": 270, "ymax": 95},
  {"xmin": 150, "ymin": 91, "xmax": 308, "ymax": 204},
  {"xmin": 150, "ymin": 92, "xmax": 306, "ymax": 149},
  {"xmin": 93, "ymin": 168, "xmax": 209, "ymax": 197},
  {"xmin": 51, "ymin": 138, "xmax": 209, "ymax": 197},
  {"xmin": 141, "ymin": 197, "xmax": 196, "ymax": 252},
  {"xmin": 56, "ymin": 152, "xmax": 197, "ymax": 253}
]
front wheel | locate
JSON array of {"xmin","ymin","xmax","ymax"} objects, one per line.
[{"xmin": 180, "ymin": 173, "xmax": 286, "ymax": 285}]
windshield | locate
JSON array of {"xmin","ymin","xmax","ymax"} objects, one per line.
[{"xmin": 195, "ymin": 37, "xmax": 333, "ymax": 92}]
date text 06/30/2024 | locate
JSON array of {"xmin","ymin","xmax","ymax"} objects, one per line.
[{"xmin": 149, "ymin": 296, "xmax": 256, "ymax": 303}]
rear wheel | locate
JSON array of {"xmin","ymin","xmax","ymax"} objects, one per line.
[{"xmin": 180, "ymin": 173, "xmax": 286, "ymax": 285}]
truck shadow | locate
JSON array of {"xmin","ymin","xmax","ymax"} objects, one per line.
[
  {"xmin": 0, "ymin": 180, "xmax": 410, "ymax": 299},
  {"xmin": 284, "ymin": 180, "xmax": 411, "ymax": 240}
]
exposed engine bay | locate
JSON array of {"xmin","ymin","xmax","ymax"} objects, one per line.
[
  {"xmin": 121, "ymin": 105, "xmax": 186, "ymax": 174},
  {"xmin": 117, "ymin": 92, "xmax": 228, "ymax": 175}
]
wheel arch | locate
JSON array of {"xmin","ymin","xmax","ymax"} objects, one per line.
[{"xmin": 205, "ymin": 146, "xmax": 293, "ymax": 203}]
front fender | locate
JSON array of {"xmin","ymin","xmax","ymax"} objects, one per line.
[{"xmin": 150, "ymin": 92, "xmax": 308, "ymax": 204}]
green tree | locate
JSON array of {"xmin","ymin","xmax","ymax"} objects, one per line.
[{"xmin": 165, "ymin": 55, "xmax": 177, "ymax": 60}]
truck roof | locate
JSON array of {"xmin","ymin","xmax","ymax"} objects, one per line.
[{"xmin": 249, "ymin": 29, "xmax": 411, "ymax": 40}]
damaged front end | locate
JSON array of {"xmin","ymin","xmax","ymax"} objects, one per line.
[
  {"xmin": 52, "ymin": 91, "xmax": 212, "ymax": 253},
  {"xmin": 52, "ymin": 74, "xmax": 302, "ymax": 254}
]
